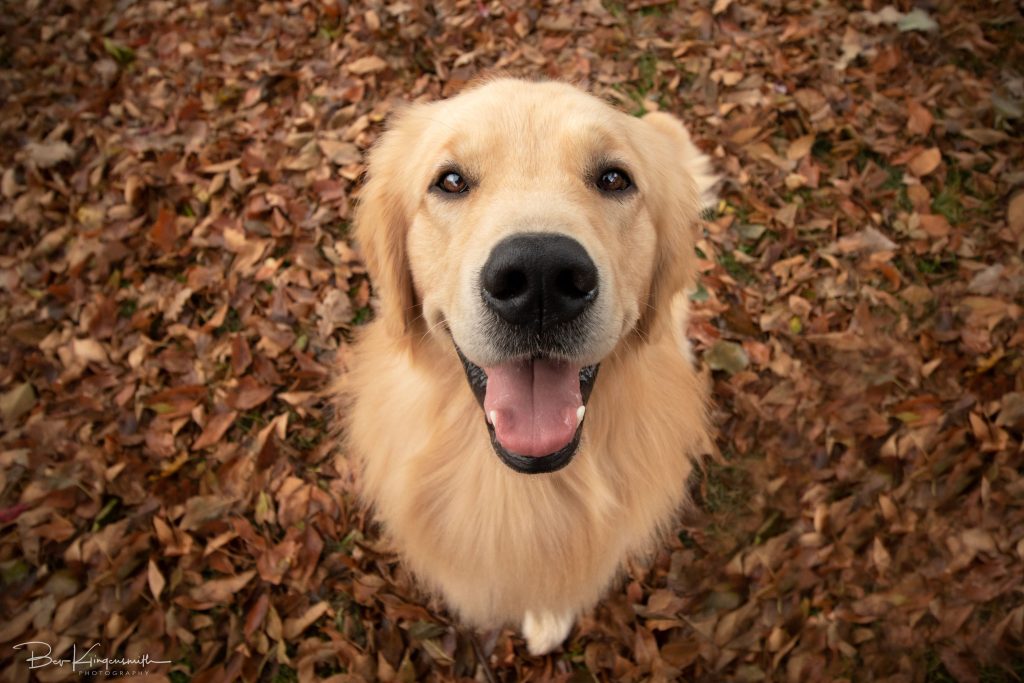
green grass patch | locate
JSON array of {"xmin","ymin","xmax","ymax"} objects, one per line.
[
  {"xmin": 601, "ymin": 0, "xmax": 627, "ymax": 17},
  {"xmin": 352, "ymin": 306, "xmax": 372, "ymax": 325},
  {"xmin": 701, "ymin": 459, "xmax": 753, "ymax": 516},
  {"xmin": 272, "ymin": 664, "xmax": 298, "ymax": 683},
  {"xmin": 118, "ymin": 299, "xmax": 138, "ymax": 318},
  {"xmin": 719, "ymin": 250, "xmax": 754, "ymax": 283},
  {"xmin": 915, "ymin": 253, "xmax": 958, "ymax": 278}
]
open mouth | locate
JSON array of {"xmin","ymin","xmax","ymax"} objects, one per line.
[{"xmin": 456, "ymin": 347, "xmax": 599, "ymax": 474}]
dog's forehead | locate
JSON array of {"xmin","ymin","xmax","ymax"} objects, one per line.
[{"xmin": 432, "ymin": 81, "xmax": 628, "ymax": 161}]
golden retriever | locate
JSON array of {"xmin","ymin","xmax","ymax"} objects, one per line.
[{"xmin": 335, "ymin": 78, "xmax": 715, "ymax": 655}]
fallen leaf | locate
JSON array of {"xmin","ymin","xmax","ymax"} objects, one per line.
[
  {"xmin": 898, "ymin": 9, "xmax": 938, "ymax": 32},
  {"xmin": 704, "ymin": 341, "xmax": 750, "ymax": 374},
  {"xmin": 712, "ymin": 0, "xmax": 734, "ymax": 15},
  {"xmin": 189, "ymin": 570, "xmax": 256, "ymax": 604},
  {"xmin": 149, "ymin": 207, "xmax": 178, "ymax": 253},
  {"xmin": 148, "ymin": 559, "xmax": 166, "ymax": 600},
  {"xmin": 1, "ymin": 382, "xmax": 36, "ymax": 424},
  {"xmin": 907, "ymin": 147, "xmax": 942, "ymax": 176},
  {"xmin": 995, "ymin": 393, "xmax": 1024, "ymax": 429},
  {"xmin": 192, "ymin": 411, "xmax": 238, "ymax": 450},
  {"xmin": 347, "ymin": 55, "xmax": 388, "ymax": 75},
  {"xmin": 906, "ymin": 100, "xmax": 934, "ymax": 136},
  {"xmin": 283, "ymin": 601, "xmax": 329, "ymax": 639},
  {"xmin": 181, "ymin": 495, "xmax": 238, "ymax": 531},
  {"xmin": 836, "ymin": 227, "xmax": 897, "ymax": 254},
  {"xmin": 918, "ymin": 213, "xmax": 950, "ymax": 237},
  {"xmin": 25, "ymin": 141, "xmax": 74, "ymax": 168},
  {"xmin": 786, "ymin": 134, "xmax": 815, "ymax": 161},
  {"xmin": 318, "ymin": 140, "xmax": 361, "ymax": 165},
  {"xmin": 227, "ymin": 376, "xmax": 275, "ymax": 410},
  {"xmin": 1009, "ymin": 192, "xmax": 1024, "ymax": 237},
  {"xmin": 72, "ymin": 338, "xmax": 109, "ymax": 364}
]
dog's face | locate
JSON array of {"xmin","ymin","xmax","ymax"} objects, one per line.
[{"xmin": 356, "ymin": 79, "xmax": 705, "ymax": 474}]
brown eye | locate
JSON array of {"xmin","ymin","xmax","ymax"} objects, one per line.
[
  {"xmin": 436, "ymin": 171, "xmax": 469, "ymax": 194},
  {"xmin": 597, "ymin": 168, "xmax": 632, "ymax": 192}
]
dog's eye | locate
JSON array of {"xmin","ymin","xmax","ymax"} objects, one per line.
[
  {"xmin": 596, "ymin": 168, "xmax": 632, "ymax": 192},
  {"xmin": 436, "ymin": 171, "xmax": 469, "ymax": 194}
]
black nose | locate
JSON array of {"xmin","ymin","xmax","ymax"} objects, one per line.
[{"xmin": 480, "ymin": 233, "xmax": 598, "ymax": 329}]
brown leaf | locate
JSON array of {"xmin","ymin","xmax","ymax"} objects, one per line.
[
  {"xmin": 26, "ymin": 140, "xmax": 74, "ymax": 168},
  {"xmin": 72, "ymin": 337, "xmax": 109, "ymax": 364},
  {"xmin": 995, "ymin": 392, "xmax": 1024, "ymax": 429},
  {"xmin": 907, "ymin": 147, "xmax": 942, "ymax": 176},
  {"xmin": 786, "ymin": 134, "xmax": 815, "ymax": 161},
  {"xmin": 244, "ymin": 592, "xmax": 270, "ymax": 639},
  {"xmin": 192, "ymin": 411, "xmax": 238, "ymax": 450},
  {"xmin": 181, "ymin": 495, "xmax": 237, "ymax": 531},
  {"xmin": 257, "ymin": 533, "xmax": 300, "ymax": 584},
  {"xmin": 871, "ymin": 537, "xmax": 891, "ymax": 575},
  {"xmin": 1, "ymin": 382, "xmax": 36, "ymax": 424},
  {"xmin": 318, "ymin": 139, "xmax": 361, "ymax": 165},
  {"xmin": 189, "ymin": 569, "xmax": 256, "ymax": 604},
  {"xmin": 1009, "ymin": 192, "xmax": 1024, "ymax": 237},
  {"xmin": 283, "ymin": 601, "xmax": 329, "ymax": 639},
  {"xmin": 148, "ymin": 559, "xmax": 166, "ymax": 600},
  {"xmin": 918, "ymin": 213, "xmax": 951, "ymax": 237},
  {"xmin": 347, "ymin": 55, "xmax": 388, "ymax": 75},
  {"xmin": 836, "ymin": 227, "xmax": 897, "ymax": 254},
  {"xmin": 906, "ymin": 100, "xmax": 934, "ymax": 136},
  {"xmin": 149, "ymin": 207, "xmax": 178, "ymax": 253},
  {"xmin": 227, "ymin": 376, "xmax": 275, "ymax": 410},
  {"xmin": 231, "ymin": 335, "xmax": 253, "ymax": 376}
]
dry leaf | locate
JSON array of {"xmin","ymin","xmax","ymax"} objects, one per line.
[
  {"xmin": 906, "ymin": 100, "xmax": 934, "ymax": 136},
  {"xmin": 347, "ymin": 55, "xmax": 388, "ymax": 75},
  {"xmin": 189, "ymin": 570, "xmax": 256, "ymax": 604},
  {"xmin": 786, "ymin": 134, "xmax": 815, "ymax": 161},
  {"xmin": 228, "ymin": 376, "xmax": 275, "ymax": 410},
  {"xmin": 149, "ymin": 207, "xmax": 178, "ymax": 253},
  {"xmin": 148, "ymin": 559, "xmax": 166, "ymax": 600},
  {"xmin": 907, "ymin": 147, "xmax": 942, "ymax": 176},
  {"xmin": 192, "ymin": 411, "xmax": 238, "ymax": 450},
  {"xmin": 25, "ymin": 140, "xmax": 74, "ymax": 168},
  {"xmin": 283, "ymin": 601, "xmax": 329, "ymax": 639},
  {"xmin": 1009, "ymin": 192, "xmax": 1024, "ymax": 237},
  {"xmin": 1, "ymin": 382, "xmax": 36, "ymax": 424}
]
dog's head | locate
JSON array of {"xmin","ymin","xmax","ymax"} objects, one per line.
[{"xmin": 356, "ymin": 78, "xmax": 713, "ymax": 474}]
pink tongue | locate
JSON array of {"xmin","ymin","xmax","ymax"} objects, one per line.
[{"xmin": 483, "ymin": 358, "xmax": 583, "ymax": 457}]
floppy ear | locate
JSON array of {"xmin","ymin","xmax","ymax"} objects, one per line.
[
  {"xmin": 355, "ymin": 107, "xmax": 426, "ymax": 340},
  {"xmin": 634, "ymin": 111, "xmax": 717, "ymax": 340}
]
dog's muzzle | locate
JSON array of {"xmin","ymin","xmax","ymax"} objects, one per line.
[{"xmin": 456, "ymin": 232, "xmax": 602, "ymax": 474}]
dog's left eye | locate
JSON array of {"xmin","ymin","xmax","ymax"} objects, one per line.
[
  {"xmin": 596, "ymin": 168, "xmax": 632, "ymax": 192},
  {"xmin": 435, "ymin": 171, "xmax": 469, "ymax": 194}
]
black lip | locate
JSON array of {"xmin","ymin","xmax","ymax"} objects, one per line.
[{"xmin": 455, "ymin": 346, "xmax": 599, "ymax": 474}]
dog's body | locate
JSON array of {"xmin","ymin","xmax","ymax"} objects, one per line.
[{"xmin": 336, "ymin": 79, "xmax": 714, "ymax": 654}]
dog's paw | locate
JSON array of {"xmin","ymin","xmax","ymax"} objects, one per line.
[{"xmin": 522, "ymin": 610, "xmax": 575, "ymax": 656}]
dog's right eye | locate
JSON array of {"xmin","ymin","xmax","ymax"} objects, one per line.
[
  {"xmin": 435, "ymin": 171, "xmax": 469, "ymax": 194},
  {"xmin": 596, "ymin": 168, "xmax": 632, "ymax": 193}
]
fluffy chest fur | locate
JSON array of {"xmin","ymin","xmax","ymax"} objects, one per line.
[{"xmin": 338, "ymin": 320, "xmax": 709, "ymax": 627}]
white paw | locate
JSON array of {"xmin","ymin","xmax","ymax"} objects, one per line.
[{"xmin": 522, "ymin": 610, "xmax": 575, "ymax": 656}]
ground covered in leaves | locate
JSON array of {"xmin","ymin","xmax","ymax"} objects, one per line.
[{"xmin": 1, "ymin": 0, "xmax": 1023, "ymax": 681}]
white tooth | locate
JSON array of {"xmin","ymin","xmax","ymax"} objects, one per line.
[
  {"xmin": 488, "ymin": 410, "xmax": 498, "ymax": 425},
  {"xmin": 576, "ymin": 405, "xmax": 586, "ymax": 427}
]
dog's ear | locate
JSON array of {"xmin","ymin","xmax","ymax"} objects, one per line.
[
  {"xmin": 354, "ymin": 106, "xmax": 425, "ymax": 339},
  {"xmin": 634, "ymin": 111, "xmax": 716, "ymax": 340}
]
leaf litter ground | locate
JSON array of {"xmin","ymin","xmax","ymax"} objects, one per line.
[{"xmin": 1, "ymin": 1, "xmax": 1023, "ymax": 681}]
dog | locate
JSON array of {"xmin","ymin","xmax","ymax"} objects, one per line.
[{"xmin": 335, "ymin": 77, "xmax": 715, "ymax": 655}]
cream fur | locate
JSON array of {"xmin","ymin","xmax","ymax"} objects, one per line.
[{"xmin": 333, "ymin": 78, "xmax": 714, "ymax": 654}]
